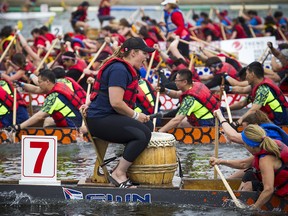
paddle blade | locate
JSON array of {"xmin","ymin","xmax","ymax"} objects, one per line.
[{"xmin": 17, "ymin": 20, "xmax": 23, "ymax": 31}]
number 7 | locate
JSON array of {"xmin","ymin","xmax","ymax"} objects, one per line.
[{"xmin": 30, "ymin": 142, "xmax": 49, "ymax": 173}]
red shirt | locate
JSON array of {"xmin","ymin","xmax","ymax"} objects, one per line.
[
  {"xmin": 233, "ymin": 24, "xmax": 247, "ymax": 39},
  {"xmin": 45, "ymin": 33, "xmax": 56, "ymax": 43},
  {"xmin": 171, "ymin": 11, "xmax": 190, "ymax": 38}
]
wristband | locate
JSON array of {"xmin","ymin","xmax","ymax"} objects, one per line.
[
  {"xmin": 20, "ymin": 82, "xmax": 25, "ymax": 87},
  {"xmin": 29, "ymin": 73, "xmax": 37, "ymax": 80},
  {"xmin": 224, "ymin": 75, "xmax": 231, "ymax": 81},
  {"xmin": 132, "ymin": 111, "xmax": 139, "ymax": 120},
  {"xmin": 229, "ymin": 86, "xmax": 233, "ymax": 92},
  {"xmin": 166, "ymin": 89, "xmax": 171, "ymax": 95},
  {"xmin": 220, "ymin": 120, "xmax": 228, "ymax": 125}
]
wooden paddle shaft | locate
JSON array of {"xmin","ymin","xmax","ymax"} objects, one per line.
[
  {"xmin": 223, "ymin": 91, "xmax": 232, "ymax": 123},
  {"xmin": 35, "ymin": 38, "xmax": 59, "ymax": 73},
  {"xmin": 214, "ymin": 119, "xmax": 219, "ymax": 179},
  {"xmin": 190, "ymin": 36, "xmax": 233, "ymax": 57},
  {"xmin": 188, "ymin": 52, "xmax": 195, "ymax": 71},
  {"xmin": 258, "ymin": 47, "xmax": 269, "ymax": 62},
  {"xmin": 249, "ymin": 26, "xmax": 256, "ymax": 38},
  {"xmin": 214, "ymin": 165, "xmax": 244, "ymax": 208},
  {"xmin": 278, "ymin": 27, "xmax": 288, "ymax": 43},
  {"xmin": 13, "ymin": 88, "xmax": 17, "ymax": 125},
  {"xmin": 0, "ymin": 35, "xmax": 17, "ymax": 63},
  {"xmin": 220, "ymin": 24, "xmax": 227, "ymax": 40},
  {"xmin": 153, "ymin": 77, "xmax": 161, "ymax": 130},
  {"xmin": 85, "ymin": 83, "xmax": 92, "ymax": 104},
  {"xmin": 77, "ymin": 42, "xmax": 107, "ymax": 83},
  {"xmin": 145, "ymin": 51, "xmax": 156, "ymax": 80},
  {"xmin": 12, "ymin": 87, "xmax": 17, "ymax": 143}
]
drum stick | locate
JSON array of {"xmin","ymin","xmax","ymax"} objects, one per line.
[
  {"xmin": 35, "ymin": 38, "xmax": 59, "ymax": 74},
  {"xmin": 223, "ymin": 90, "xmax": 232, "ymax": 123},
  {"xmin": 214, "ymin": 165, "xmax": 244, "ymax": 208},
  {"xmin": 12, "ymin": 87, "xmax": 17, "ymax": 143},
  {"xmin": 145, "ymin": 51, "xmax": 156, "ymax": 80},
  {"xmin": 0, "ymin": 34, "xmax": 17, "ymax": 64},
  {"xmin": 77, "ymin": 42, "xmax": 107, "ymax": 83},
  {"xmin": 152, "ymin": 78, "xmax": 161, "ymax": 130},
  {"xmin": 278, "ymin": 27, "xmax": 288, "ymax": 43},
  {"xmin": 249, "ymin": 26, "xmax": 256, "ymax": 38}
]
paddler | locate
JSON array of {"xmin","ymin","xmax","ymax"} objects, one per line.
[
  {"xmin": 7, "ymin": 69, "xmax": 83, "ymax": 130},
  {"xmin": 158, "ymin": 69, "xmax": 219, "ymax": 133}
]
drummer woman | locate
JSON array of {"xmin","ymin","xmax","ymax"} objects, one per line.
[
  {"xmin": 82, "ymin": 37, "xmax": 154, "ymax": 188},
  {"xmin": 210, "ymin": 124, "xmax": 288, "ymax": 210}
]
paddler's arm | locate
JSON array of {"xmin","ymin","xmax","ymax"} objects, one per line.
[
  {"xmin": 21, "ymin": 82, "xmax": 45, "ymax": 94},
  {"xmin": 230, "ymin": 85, "xmax": 251, "ymax": 94},
  {"xmin": 164, "ymin": 88, "xmax": 182, "ymax": 99},
  {"xmin": 253, "ymin": 155, "xmax": 275, "ymax": 210},
  {"xmin": 267, "ymin": 41, "xmax": 288, "ymax": 67},
  {"xmin": 214, "ymin": 109, "xmax": 243, "ymax": 144},
  {"xmin": 158, "ymin": 114, "xmax": 185, "ymax": 133},
  {"xmin": 228, "ymin": 98, "xmax": 249, "ymax": 111},
  {"xmin": 18, "ymin": 110, "xmax": 49, "ymax": 129},
  {"xmin": 237, "ymin": 103, "xmax": 261, "ymax": 124},
  {"xmin": 210, "ymin": 155, "xmax": 254, "ymax": 169},
  {"xmin": 109, "ymin": 86, "xmax": 150, "ymax": 123},
  {"xmin": 17, "ymin": 32, "xmax": 41, "ymax": 65}
]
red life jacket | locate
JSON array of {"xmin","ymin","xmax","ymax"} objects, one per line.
[
  {"xmin": 135, "ymin": 79, "xmax": 157, "ymax": 114},
  {"xmin": 214, "ymin": 62, "xmax": 238, "ymax": 79},
  {"xmin": 102, "ymin": 44, "xmax": 113, "ymax": 55},
  {"xmin": 90, "ymin": 57, "xmax": 139, "ymax": 109},
  {"xmin": 179, "ymin": 82, "xmax": 219, "ymax": 126},
  {"xmin": 203, "ymin": 23, "xmax": 221, "ymax": 39},
  {"xmin": 250, "ymin": 78, "xmax": 288, "ymax": 121},
  {"xmin": 45, "ymin": 33, "xmax": 56, "ymax": 43},
  {"xmin": 0, "ymin": 79, "xmax": 27, "ymax": 109},
  {"xmin": 252, "ymin": 140, "xmax": 288, "ymax": 197},
  {"xmin": 24, "ymin": 61, "xmax": 36, "ymax": 74},
  {"xmin": 33, "ymin": 35, "xmax": 48, "ymax": 47},
  {"xmin": 46, "ymin": 82, "xmax": 82, "ymax": 127},
  {"xmin": 64, "ymin": 76, "xmax": 87, "ymax": 104},
  {"xmin": 98, "ymin": 0, "xmax": 110, "ymax": 16},
  {"xmin": 68, "ymin": 59, "xmax": 87, "ymax": 72},
  {"xmin": 76, "ymin": 6, "xmax": 87, "ymax": 21},
  {"xmin": 0, "ymin": 83, "xmax": 14, "ymax": 111}
]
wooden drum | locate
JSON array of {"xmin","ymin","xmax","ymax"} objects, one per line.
[{"xmin": 128, "ymin": 132, "xmax": 178, "ymax": 185}]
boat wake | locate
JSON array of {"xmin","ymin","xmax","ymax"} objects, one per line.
[{"xmin": 0, "ymin": 190, "xmax": 33, "ymax": 205}]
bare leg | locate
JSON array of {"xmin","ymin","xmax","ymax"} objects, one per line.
[
  {"xmin": 43, "ymin": 117, "xmax": 56, "ymax": 128},
  {"xmin": 228, "ymin": 169, "xmax": 245, "ymax": 179},
  {"xmin": 111, "ymin": 157, "xmax": 133, "ymax": 183},
  {"xmin": 239, "ymin": 181, "xmax": 253, "ymax": 191}
]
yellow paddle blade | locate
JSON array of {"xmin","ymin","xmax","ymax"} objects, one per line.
[
  {"xmin": 17, "ymin": 20, "xmax": 23, "ymax": 31},
  {"xmin": 45, "ymin": 16, "xmax": 55, "ymax": 28}
]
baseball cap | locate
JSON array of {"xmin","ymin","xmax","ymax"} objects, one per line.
[
  {"xmin": 161, "ymin": 0, "xmax": 178, "ymax": 5},
  {"xmin": 122, "ymin": 37, "xmax": 155, "ymax": 53}
]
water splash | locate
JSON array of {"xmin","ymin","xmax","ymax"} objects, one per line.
[{"xmin": 0, "ymin": 190, "xmax": 32, "ymax": 205}]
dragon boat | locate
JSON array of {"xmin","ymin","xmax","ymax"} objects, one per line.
[{"xmin": 0, "ymin": 178, "xmax": 287, "ymax": 212}]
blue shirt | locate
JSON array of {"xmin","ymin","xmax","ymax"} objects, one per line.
[{"xmin": 87, "ymin": 62, "xmax": 132, "ymax": 118}]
